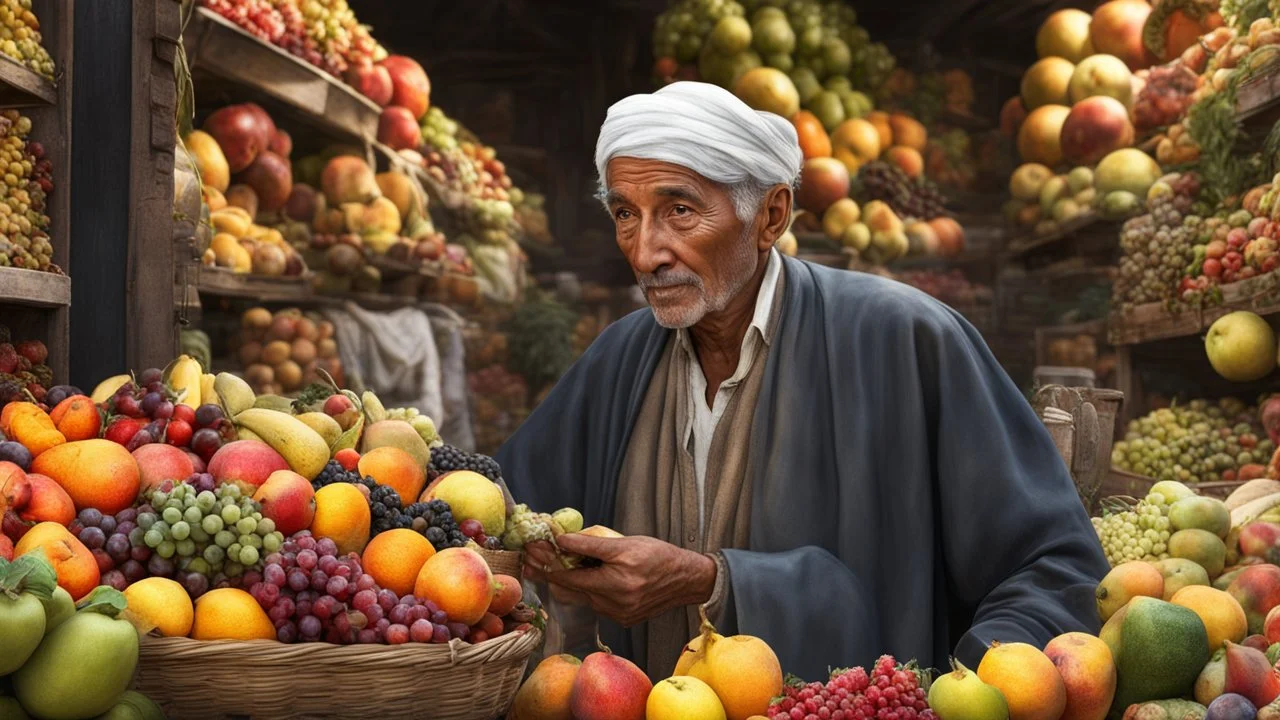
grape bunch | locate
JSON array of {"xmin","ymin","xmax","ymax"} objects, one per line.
[
  {"xmin": 131, "ymin": 481, "xmax": 285, "ymax": 596},
  {"xmin": 0, "ymin": 111, "xmax": 53, "ymax": 272},
  {"xmin": 296, "ymin": 0, "xmax": 384, "ymax": 75},
  {"xmin": 652, "ymin": 0, "xmax": 746, "ymax": 63},
  {"xmin": 1110, "ymin": 399, "xmax": 1271, "ymax": 484},
  {"xmin": 1132, "ymin": 64, "xmax": 1200, "ymax": 133},
  {"xmin": 312, "ymin": 460, "xmax": 470, "ymax": 550},
  {"xmin": 402, "ymin": 499, "xmax": 472, "ymax": 551},
  {"xmin": 420, "ymin": 107, "xmax": 459, "ymax": 153},
  {"xmin": 253, "ymin": 530, "xmax": 494, "ymax": 644},
  {"xmin": 1092, "ymin": 497, "xmax": 1171, "ymax": 566},
  {"xmin": 384, "ymin": 405, "xmax": 440, "ymax": 447},
  {"xmin": 767, "ymin": 655, "xmax": 935, "ymax": 720},
  {"xmin": 1113, "ymin": 174, "xmax": 1200, "ymax": 308},
  {"xmin": 73, "ymin": 506, "xmax": 152, "ymax": 591},
  {"xmin": 0, "ymin": 0, "xmax": 55, "ymax": 81},
  {"xmin": 428, "ymin": 444, "xmax": 504, "ymax": 483},
  {"xmin": 854, "ymin": 162, "xmax": 946, "ymax": 220}
]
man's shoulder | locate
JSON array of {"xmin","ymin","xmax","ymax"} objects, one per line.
[{"xmin": 792, "ymin": 257, "xmax": 961, "ymax": 331}]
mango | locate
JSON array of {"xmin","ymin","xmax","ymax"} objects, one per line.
[
  {"xmin": 1170, "ymin": 529, "xmax": 1227, "ymax": 579},
  {"xmin": 1156, "ymin": 558, "xmax": 1211, "ymax": 599},
  {"xmin": 1171, "ymin": 496, "xmax": 1232, "ymax": 539},
  {"xmin": 1045, "ymin": 632, "xmax": 1116, "ymax": 720},
  {"xmin": 1108, "ymin": 597, "xmax": 1211, "ymax": 710},
  {"xmin": 1228, "ymin": 565, "xmax": 1280, "ymax": 635},
  {"xmin": 1098, "ymin": 561, "xmax": 1165, "ymax": 622},
  {"xmin": 976, "ymin": 642, "xmax": 1065, "ymax": 720}
]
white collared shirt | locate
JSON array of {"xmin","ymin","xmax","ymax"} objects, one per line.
[{"xmin": 675, "ymin": 248, "xmax": 782, "ymax": 535}]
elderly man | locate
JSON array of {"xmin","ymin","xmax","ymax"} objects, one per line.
[{"xmin": 497, "ymin": 81, "xmax": 1108, "ymax": 681}]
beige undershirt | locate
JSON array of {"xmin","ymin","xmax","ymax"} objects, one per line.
[{"xmin": 675, "ymin": 248, "xmax": 782, "ymax": 535}]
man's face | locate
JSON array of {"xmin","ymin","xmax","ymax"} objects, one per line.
[{"xmin": 604, "ymin": 158, "xmax": 758, "ymax": 329}]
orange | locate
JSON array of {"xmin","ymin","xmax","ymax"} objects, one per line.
[
  {"xmin": 191, "ymin": 588, "xmax": 274, "ymax": 640},
  {"xmin": 311, "ymin": 482, "xmax": 371, "ymax": 556},
  {"xmin": 123, "ymin": 577, "xmax": 194, "ymax": 637},
  {"xmin": 1171, "ymin": 585, "xmax": 1248, "ymax": 651},
  {"xmin": 791, "ymin": 110, "xmax": 832, "ymax": 159},
  {"xmin": 362, "ymin": 528, "xmax": 436, "ymax": 597}
]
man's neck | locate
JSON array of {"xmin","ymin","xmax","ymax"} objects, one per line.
[{"xmin": 688, "ymin": 252, "xmax": 770, "ymax": 402}]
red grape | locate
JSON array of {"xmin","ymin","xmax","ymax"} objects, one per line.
[
  {"xmin": 309, "ymin": 570, "xmax": 329, "ymax": 592},
  {"xmin": 326, "ymin": 575, "xmax": 348, "ymax": 598},
  {"xmin": 140, "ymin": 392, "xmax": 164, "ymax": 416},
  {"xmin": 356, "ymin": 573, "xmax": 377, "ymax": 592},
  {"xmin": 389, "ymin": 604, "xmax": 412, "ymax": 626},
  {"xmin": 459, "ymin": 519, "xmax": 483, "ymax": 538},
  {"xmin": 386, "ymin": 624, "xmax": 410, "ymax": 645},
  {"xmin": 316, "ymin": 538, "xmax": 338, "ymax": 557},
  {"xmin": 102, "ymin": 570, "xmax": 127, "ymax": 590},
  {"xmin": 190, "ymin": 428, "xmax": 222, "ymax": 462},
  {"xmin": 92, "ymin": 549, "xmax": 113, "ymax": 574},
  {"xmin": 277, "ymin": 622, "xmax": 299, "ymax": 643},
  {"xmin": 194, "ymin": 403, "xmax": 224, "ymax": 428},
  {"xmin": 153, "ymin": 401, "xmax": 174, "ymax": 420},
  {"xmin": 352, "ymin": 590, "xmax": 377, "ymax": 612},
  {"xmin": 138, "ymin": 368, "xmax": 163, "ymax": 385},
  {"xmin": 410, "ymin": 619, "xmax": 433, "ymax": 643},
  {"xmin": 357, "ymin": 629, "xmax": 379, "ymax": 644},
  {"xmin": 377, "ymin": 589, "xmax": 397, "ymax": 611},
  {"xmin": 166, "ymin": 419, "xmax": 193, "ymax": 447},
  {"xmin": 288, "ymin": 570, "xmax": 309, "ymax": 592},
  {"xmin": 432, "ymin": 623, "xmax": 449, "ymax": 643}
]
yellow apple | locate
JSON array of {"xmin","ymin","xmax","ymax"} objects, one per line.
[
  {"xmin": 646, "ymin": 676, "xmax": 727, "ymax": 720},
  {"xmin": 1205, "ymin": 311, "xmax": 1277, "ymax": 382}
]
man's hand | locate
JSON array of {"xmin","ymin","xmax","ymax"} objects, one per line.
[{"xmin": 530, "ymin": 534, "xmax": 717, "ymax": 627}]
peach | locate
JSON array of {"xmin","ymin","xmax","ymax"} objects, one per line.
[
  {"xmin": 510, "ymin": 654, "xmax": 581, "ymax": 720},
  {"xmin": 1239, "ymin": 522, "xmax": 1280, "ymax": 558},
  {"xmin": 311, "ymin": 483, "xmax": 371, "ymax": 556},
  {"xmin": 977, "ymin": 642, "xmax": 1067, "ymax": 720},
  {"xmin": 252, "ymin": 470, "xmax": 316, "ymax": 536},
  {"xmin": 357, "ymin": 447, "xmax": 426, "ymax": 506},
  {"xmin": 131, "ymin": 443, "xmax": 195, "ymax": 495},
  {"xmin": 489, "ymin": 574, "xmax": 522, "ymax": 617},
  {"xmin": 320, "ymin": 155, "xmax": 379, "ymax": 206},
  {"xmin": 16, "ymin": 473, "xmax": 75, "ymax": 528},
  {"xmin": 1265, "ymin": 604, "xmax": 1280, "ymax": 644},
  {"xmin": 31, "ymin": 439, "xmax": 139, "ymax": 515},
  {"xmin": 1097, "ymin": 561, "xmax": 1165, "ymax": 622},
  {"xmin": 47, "ymin": 395, "xmax": 100, "ymax": 442},
  {"xmin": 795, "ymin": 157, "xmax": 850, "ymax": 214},
  {"xmin": 1045, "ymin": 632, "xmax": 1116, "ymax": 720},
  {"xmin": 207, "ymin": 440, "xmax": 290, "ymax": 494},
  {"xmin": 15, "ymin": 521, "xmax": 99, "ymax": 599},
  {"xmin": 570, "ymin": 651, "xmax": 652, "ymax": 720},
  {"xmin": 885, "ymin": 146, "xmax": 924, "ymax": 180},
  {"xmin": 1060, "ymin": 96, "xmax": 1134, "ymax": 166},
  {"xmin": 414, "ymin": 547, "xmax": 496, "ymax": 626},
  {"xmin": 1228, "ymin": 565, "xmax": 1280, "ymax": 635}
]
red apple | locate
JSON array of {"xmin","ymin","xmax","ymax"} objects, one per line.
[
  {"xmin": 252, "ymin": 470, "xmax": 316, "ymax": 536},
  {"xmin": 285, "ymin": 183, "xmax": 319, "ymax": 223},
  {"xmin": 238, "ymin": 150, "xmax": 293, "ymax": 213},
  {"xmin": 269, "ymin": 129, "xmax": 292, "ymax": 158},
  {"xmin": 207, "ymin": 440, "xmax": 290, "ymax": 494},
  {"xmin": 324, "ymin": 394, "xmax": 354, "ymax": 417},
  {"xmin": 795, "ymin": 157, "xmax": 850, "ymax": 215},
  {"xmin": 132, "ymin": 443, "xmax": 196, "ymax": 495},
  {"xmin": 378, "ymin": 106, "xmax": 421, "ymax": 151},
  {"xmin": 378, "ymin": 55, "xmax": 431, "ymax": 119},
  {"xmin": 203, "ymin": 104, "xmax": 272, "ymax": 172},
  {"xmin": 1059, "ymin": 96, "xmax": 1135, "ymax": 166},
  {"xmin": 345, "ymin": 60, "xmax": 394, "ymax": 107}
]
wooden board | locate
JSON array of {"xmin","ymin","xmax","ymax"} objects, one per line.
[
  {"xmin": 184, "ymin": 8, "xmax": 379, "ymax": 143},
  {"xmin": 1237, "ymin": 65, "xmax": 1280, "ymax": 123},
  {"xmin": 0, "ymin": 267, "xmax": 70, "ymax": 307},
  {"xmin": 1108, "ymin": 270, "xmax": 1280, "ymax": 346},
  {"xmin": 1004, "ymin": 214, "xmax": 1116, "ymax": 258},
  {"xmin": 0, "ymin": 55, "xmax": 56, "ymax": 106}
]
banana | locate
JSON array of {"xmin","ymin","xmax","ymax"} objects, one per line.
[
  {"xmin": 362, "ymin": 391, "xmax": 387, "ymax": 424},
  {"xmin": 199, "ymin": 373, "xmax": 219, "ymax": 409},
  {"xmin": 237, "ymin": 427, "xmax": 263, "ymax": 442},
  {"xmin": 252, "ymin": 394, "xmax": 295, "ymax": 413},
  {"xmin": 233, "ymin": 408, "xmax": 330, "ymax": 480},
  {"xmin": 214, "ymin": 372, "xmax": 255, "ymax": 416},
  {"xmin": 167, "ymin": 355, "xmax": 203, "ymax": 409},
  {"xmin": 90, "ymin": 374, "xmax": 132, "ymax": 404}
]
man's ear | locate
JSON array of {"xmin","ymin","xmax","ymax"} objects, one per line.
[{"xmin": 758, "ymin": 184, "xmax": 793, "ymax": 252}]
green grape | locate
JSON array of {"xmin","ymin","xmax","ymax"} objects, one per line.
[
  {"xmin": 214, "ymin": 530, "xmax": 234, "ymax": 549},
  {"xmin": 175, "ymin": 539, "xmax": 196, "ymax": 557},
  {"xmin": 189, "ymin": 526, "xmax": 209, "ymax": 544},
  {"xmin": 236, "ymin": 517, "xmax": 257, "ymax": 535},
  {"xmin": 137, "ymin": 512, "xmax": 156, "ymax": 530},
  {"xmin": 263, "ymin": 534, "xmax": 282, "ymax": 553},
  {"xmin": 258, "ymin": 518, "xmax": 276, "ymax": 535},
  {"xmin": 144, "ymin": 529, "xmax": 164, "ymax": 548},
  {"xmin": 161, "ymin": 506, "xmax": 181, "ymax": 525},
  {"xmin": 186, "ymin": 557, "xmax": 211, "ymax": 576},
  {"xmin": 171, "ymin": 521, "xmax": 190, "ymax": 541},
  {"xmin": 221, "ymin": 505, "xmax": 241, "ymax": 524},
  {"xmin": 196, "ymin": 491, "xmax": 216, "ymax": 512},
  {"xmin": 228, "ymin": 542, "xmax": 242, "ymax": 559},
  {"xmin": 201, "ymin": 515, "xmax": 223, "ymax": 534},
  {"xmin": 183, "ymin": 506, "xmax": 203, "ymax": 524},
  {"xmin": 203, "ymin": 545, "xmax": 224, "ymax": 565},
  {"xmin": 156, "ymin": 540, "xmax": 176, "ymax": 559},
  {"xmin": 240, "ymin": 546, "xmax": 260, "ymax": 566}
]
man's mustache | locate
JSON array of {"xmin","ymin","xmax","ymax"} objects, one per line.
[{"xmin": 637, "ymin": 270, "xmax": 703, "ymax": 290}]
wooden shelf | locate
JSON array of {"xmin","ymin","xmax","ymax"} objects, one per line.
[
  {"xmin": 1236, "ymin": 65, "xmax": 1280, "ymax": 123},
  {"xmin": 1004, "ymin": 214, "xmax": 1114, "ymax": 258},
  {"xmin": 1107, "ymin": 270, "xmax": 1280, "ymax": 346},
  {"xmin": 184, "ymin": 8, "xmax": 379, "ymax": 143},
  {"xmin": 0, "ymin": 55, "xmax": 55, "ymax": 107},
  {"xmin": 0, "ymin": 267, "xmax": 70, "ymax": 308},
  {"xmin": 194, "ymin": 266, "xmax": 485, "ymax": 312}
]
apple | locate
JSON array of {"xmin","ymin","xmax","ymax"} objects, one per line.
[
  {"xmin": 1205, "ymin": 311, "xmax": 1277, "ymax": 383},
  {"xmin": 252, "ymin": 470, "xmax": 317, "ymax": 536},
  {"xmin": 324, "ymin": 394, "xmax": 354, "ymax": 417},
  {"xmin": 646, "ymin": 676, "xmax": 726, "ymax": 720}
]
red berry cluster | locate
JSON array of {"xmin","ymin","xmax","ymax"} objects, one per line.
[{"xmin": 767, "ymin": 656, "xmax": 935, "ymax": 720}]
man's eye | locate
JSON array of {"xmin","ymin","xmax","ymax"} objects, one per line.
[
  {"xmin": 615, "ymin": 209, "xmax": 632, "ymax": 220},
  {"xmin": 673, "ymin": 205, "xmax": 690, "ymax": 215}
]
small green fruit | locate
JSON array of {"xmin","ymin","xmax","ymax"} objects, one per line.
[{"xmin": 927, "ymin": 659, "xmax": 1010, "ymax": 720}]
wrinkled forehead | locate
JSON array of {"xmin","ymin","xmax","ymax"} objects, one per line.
[{"xmin": 602, "ymin": 157, "xmax": 725, "ymax": 204}]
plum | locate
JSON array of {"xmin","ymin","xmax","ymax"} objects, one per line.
[
  {"xmin": 1207, "ymin": 694, "xmax": 1257, "ymax": 720},
  {"xmin": 0, "ymin": 440, "xmax": 32, "ymax": 471},
  {"xmin": 43, "ymin": 385, "xmax": 84, "ymax": 408}
]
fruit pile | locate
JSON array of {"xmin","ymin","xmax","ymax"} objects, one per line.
[
  {"xmin": 0, "ymin": 111, "xmax": 54, "ymax": 272},
  {"xmin": 234, "ymin": 307, "xmax": 344, "ymax": 395},
  {"xmin": 0, "ymin": 553, "xmax": 165, "ymax": 720},
  {"xmin": 769, "ymin": 655, "xmax": 933, "ymax": 720},
  {"xmin": 0, "ymin": 0, "xmax": 55, "ymax": 81},
  {"xmin": 817, "ymin": 196, "xmax": 965, "ymax": 264},
  {"xmin": 0, "ymin": 329, "xmax": 53, "ymax": 406},
  {"xmin": 1112, "ymin": 172, "xmax": 1202, "ymax": 307},
  {"xmin": 651, "ymin": 0, "xmax": 895, "ymax": 100},
  {"xmin": 199, "ymin": 0, "xmax": 385, "ymax": 78},
  {"xmin": 1111, "ymin": 398, "xmax": 1273, "ymax": 485}
]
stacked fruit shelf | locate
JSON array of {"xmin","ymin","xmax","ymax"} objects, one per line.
[
  {"xmin": 0, "ymin": 0, "xmax": 72, "ymax": 383},
  {"xmin": 180, "ymin": 8, "xmax": 481, "ymax": 318},
  {"xmin": 1103, "ymin": 67, "xmax": 1280, "ymax": 427}
]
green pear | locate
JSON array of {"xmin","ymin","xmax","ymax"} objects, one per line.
[{"xmin": 927, "ymin": 659, "xmax": 1010, "ymax": 720}]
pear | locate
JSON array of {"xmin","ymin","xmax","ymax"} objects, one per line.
[{"xmin": 927, "ymin": 659, "xmax": 1011, "ymax": 720}]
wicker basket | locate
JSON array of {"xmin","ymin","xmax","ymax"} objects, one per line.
[
  {"xmin": 134, "ymin": 625, "xmax": 542, "ymax": 720},
  {"xmin": 477, "ymin": 546, "xmax": 523, "ymax": 577}
]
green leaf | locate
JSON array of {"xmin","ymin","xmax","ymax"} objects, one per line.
[
  {"xmin": 0, "ymin": 548, "xmax": 57, "ymax": 600},
  {"xmin": 76, "ymin": 586, "xmax": 128, "ymax": 618},
  {"xmin": 331, "ymin": 412, "xmax": 364, "ymax": 454}
]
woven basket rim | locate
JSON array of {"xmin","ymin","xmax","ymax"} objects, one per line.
[{"xmin": 139, "ymin": 624, "xmax": 543, "ymax": 665}]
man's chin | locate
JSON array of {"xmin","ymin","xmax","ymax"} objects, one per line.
[{"xmin": 649, "ymin": 303, "xmax": 704, "ymax": 329}]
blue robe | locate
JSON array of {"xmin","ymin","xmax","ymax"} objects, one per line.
[{"xmin": 497, "ymin": 255, "xmax": 1109, "ymax": 679}]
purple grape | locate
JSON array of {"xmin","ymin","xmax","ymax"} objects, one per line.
[
  {"xmin": 130, "ymin": 544, "xmax": 150, "ymax": 563},
  {"xmin": 140, "ymin": 392, "xmax": 164, "ymax": 416},
  {"xmin": 268, "ymin": 603, "xmax": 291, "ymax": 624},
  {"xmin": 147, "ymin": 555, "xmax": 174, "ymax": 577},
  {"xmin": 377, "ymin": 590, "xmax": 397, "ymax": 611},
  {"xmin": 102, "ymin": 570, "xmax": 127, "ymax": 591},
  {"xmin": 98, "ymin": 516, "xmax": 117, "ymax": 535},
  {"xmin": 79, "ymin": 526, "xmax": 106, "ymax": 549},
  {"xmin": 277, "ymin": 621, "xmax": 299, "ymax": 643},
  {"xmin": 144, "ymin": 420, "xmax": 166, "ymax": 439},
  {"xmin": 138, "ymin": 368, "xmax": 163, "ymax": 386},
  {"xmin": 296, "ymin": 599, "xmax": 313, "ymax": 618},
  {"xmin": 288, "ymin": 570, "xmax": 309, "ymax": 592},
  {"xmin": 432, "ymin": 623, "xmax": 450, "ymax": 643},
  {"xmin": 121, "ymin": 560, "xmax": 146, "ymax": 583},
  {"xmin": 154, "ymin": 401, "xmax": 174, "ymax": 420},
  {"xmin": 195, "ymin": 404, "xmax": 224, "ymax": 428},
  {"xmin": 184, "ymin": 573, "xmax": 209, "ymax": 598},
  {"xmin": 374, "ymin": 618, "xmax": 390, "ymax": 634},
  {"xmin": 106, "ymin": 534, "xmax": 131, "ymax": 563},
  {"xmin": 264, "ymin": 564, "xmax": 286, "ymax": 587},
  {"xmin": 423, "ymin": 600, "xmax": 440, "ymax": 614},
  {"xmin": 77, "ymin": 508, "xmax": 103, "ymax": 528},
  {"xmin": 399, "ymin": 594, "xmax": 416, "ymax": 606},
  {"xmin": 325, "ymin": 576, "xmax": 348, "ymax": 598},
  {"xmin": 126, "ymin": 429, "xmax": 154, "ymax": 451},
  {"xmin": 116, "ymin": 521, "xmax": 136, "ymax": 537},
  {"xmin": 447, "ymin": 622, "xmax": 469, "ymax": 640},
  {"xmin": 115, "ymin": 507, "xmax": 138, "ymax": 524},
  {"xmin": 315, "ymin": 538, "xmax": 338, "ymax": 557},
  {"xmin": 242, "ymin": 570, "xmax": 263, "ymax": 588},
  {"xmin": 389, "ymin": 604, "xmax": 411, "ymax": 626},
  {"xmin": 259, "ymin": 582, "xmax": 280, "ymax": 606},
  {"xmin": 365, "ymin": 604, "xmax": 384, "ymax": 624},
  {"xmin": 297, "ymin": 549, "xmax": 318, "ymax": 570},
  {"xmin": 276, "ymin": 596, "xmax": 295, "ymax": 618},
  {"xmin": 0, "ymin": 441, "xmax": 33, "ymax": 471},
  {"xmin": 309, "ymin": 570, "xmax": 329, "ymax": 592},
  {"xmin": 146, "ymin": 381, "xmax": 165, "ymax": 394},
  {"xmin": 357, "ymin": 629, "xmax": 379, "ymax": 644},
  {"xmin": 430, "ymin": 610, "xmax": 448, "ymax": 625}
]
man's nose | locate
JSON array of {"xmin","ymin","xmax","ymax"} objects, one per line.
[{"xmin": 631, "ymin": 216, "xmax": 674, "ymax": 275}]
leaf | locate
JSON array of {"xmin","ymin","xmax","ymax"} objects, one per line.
[
  {"xmin": 76, "ymin": 585, "xmax": 128, "ymax": 618},
  {"xmin": 0, "ymin": 548, "xmax": 56, "ymax": 600},
  {"xmin": 331, "ymin": 412, "xmax": 364, "ymax": 454}
]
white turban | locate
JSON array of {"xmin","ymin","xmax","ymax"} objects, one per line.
[{"xmin": 594, "ymin": 81, "xmax": 803, "ymax": 190}]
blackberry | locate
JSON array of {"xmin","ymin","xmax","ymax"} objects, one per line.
[
  {"xmin": 369, "ymin": 484, "xmax": 406, "ymax": 536},
  {"xmin": 429, "ymin": 444, "xmax": 504, "ymax": 482},
  {"xmin": 311, "ymin": 460, "xmax": 361, "ymax": 490}
]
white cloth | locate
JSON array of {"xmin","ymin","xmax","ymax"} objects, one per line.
[
  {"xmin": 594, "ymin": 81, "xmax": 803, "ymax": 189},
  {"xmin": 675, "ymin": 248, "xmax": 782, "ymax": 534}
]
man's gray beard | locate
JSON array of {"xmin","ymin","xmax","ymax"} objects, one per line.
[{"xmin": 639, "ymin": 231, "xmax": 759, "ymax": 330}]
